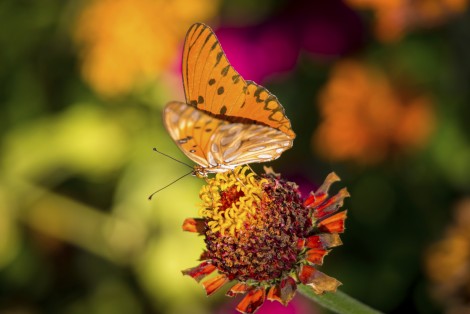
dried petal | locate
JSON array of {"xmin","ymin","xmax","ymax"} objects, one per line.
[
  {"xmin": 182, "ymin": 261, "xmax": 216, "ymax": 282},
  {"xmin": 278, "ymin": 277, "xmax": 297, "ymax": 305},
  {"xmin": 299, "ymin": 264, "xmax": 342, "ymax": 294},
  {"xmin": 314, "ymin": 188, "xmax": 350, "ymax": 220}
]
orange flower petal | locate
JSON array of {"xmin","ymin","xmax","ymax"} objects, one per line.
[
  {"xmin": 305, "ymin": 234, "xmax": 343, "ymax": 249},
  {"xmin": 182, "ymin": 218, "xmax": 205, "ymax": 234},
  {"xmin": 266, "ymin": 285, "xmax": 281, "ymax": 302},
  {"xmin": 306, "ymin": 248, "xmax": 330, "ymax": 265},
  {"xmin": 227, "ymin": 282, "xmax": 251, "ymax": 297},
  {"xmin": 202, "ymin": 274, "xmax": 230, "ymax": 296},
  {"xmin": 317, "ymin": 211, "xmax": 347, "ymax": 233},
  {"xmin": 236, "ymin": 288, "xmax": 266, "ymax": 314},
  {"xmin": 181, "ymin": 261, "xmax": 216, "ymax": 283},
  {"xmin": 299, "ymin": 264, "xmax": 342, "ymax": 294}
]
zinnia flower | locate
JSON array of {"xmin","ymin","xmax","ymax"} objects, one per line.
[{"xmin": 182, "ymin": 166, "xmax": 349, "ymax": 313}]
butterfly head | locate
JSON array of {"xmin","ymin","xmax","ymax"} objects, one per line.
[{"xmin": 192, "ymin": 165, "xmax": 208, "ymax": 179}]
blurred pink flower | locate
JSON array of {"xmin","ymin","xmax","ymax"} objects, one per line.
[
  {"xmin": 217, "ymin": 294, "xmax": 315, "ymax": 314},
  {"xmin": 214, "ymin": 0, "xmax": 364, "ymax": 83}
]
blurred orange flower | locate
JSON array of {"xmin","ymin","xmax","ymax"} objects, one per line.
[
  {"xmin": 346, "ymin": 0, "xmax": 468, "ymax": 42},
  {"xmin": 74, "ymin": 0, "xmax": 220, "ymax": 97},
  {"xmin": 425, "ymin": 198, "xmax": 470, "ymax": 313},
  {"xmin": 313, "ymin": 60, "xmax": 435, "ymax": 164}
]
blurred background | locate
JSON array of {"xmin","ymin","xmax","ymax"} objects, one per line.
[{"xmin": 1, "ymin": 0, "xmax": 470, "ymax": 313}]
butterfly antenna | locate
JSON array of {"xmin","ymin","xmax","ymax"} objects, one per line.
[
  {"xmin": 152, "ymin": 147, "xmax": 193, "ymax": 169},
  {"xmin": 148, "ymin": 170, "xmax": 193, "ymax": 200}
]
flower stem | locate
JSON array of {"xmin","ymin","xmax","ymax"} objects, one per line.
[{"xmin": 297, "ymin": 285, "xmax": 383, "ymax": 314}]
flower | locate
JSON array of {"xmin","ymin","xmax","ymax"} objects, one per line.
[
  {"xmin": 182, "ymin": 166, "xmax": 349, "ymax": 314},
  {"xmin": 74, "ymin": 0, "xmax": 220, "ymax": 97},
  {"xmin": 345, "ymin": 0, "xmax": 469, "ymax": 42},
  {"xmin": 313, "ymin": 60, "xmax": 435, "ymax": 164},
  {"xmin": 425, "ymin": 198, "xmax": 470, "ymax": 313}
]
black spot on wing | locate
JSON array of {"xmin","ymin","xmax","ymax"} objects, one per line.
[
  {"xmin": 214, "ymin": 51, "xmax": 223, "ymax": 67},
  {"xmin": 190, "ymin": 100, "xmax": 197, "ymax": 107},
  {"xmin": 254, "ymin": 86, "xmax": 264, "ymax": 103},
  {"xmin": 205, "ymin": 128, "xmax": 212, "ymax": 132},
  {"xmin": 209, "ymin": 78, "xmax": 216, "ymax": 85},
  {"xmin": 198, "ymin": 96, "xmax": 204, "ymax": 104},
  {"xmin": 221, "ymin": 65, "xmax": 230, "ymax": 76},
  {"xmin": 210, "ymin": 40, "xmax": 218, "ymax": 51},
  {"xmin": 220, "ymin": 106, "xmax": 227, "ymax": 115},
  {"xmin": 217, "ymin": 87, "xmax": 224, "ymax": 95},
  {"xmin": 232, "ymin": 75, "xmax": 240, "ymax": 84}
]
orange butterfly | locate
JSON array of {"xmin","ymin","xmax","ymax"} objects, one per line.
[{"xmin": 164, "ymin": 23, "xmax": 296, "ymax": 177}]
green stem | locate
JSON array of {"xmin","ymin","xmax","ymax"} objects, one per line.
[{"xmin": 297, "ymin": 285, "xmax": 383, "ymax": 314}]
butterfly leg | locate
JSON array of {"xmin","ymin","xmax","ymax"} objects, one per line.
[
  {"xmin": 231, "ymin": 169, "xmax": 247, "ymax": 188},
  {"xmin": 246, "ymin": 165, "xmax": 258, "ymax": 175}
]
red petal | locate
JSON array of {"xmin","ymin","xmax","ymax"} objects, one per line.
[
  {"xmin": 181, "ymin": 261, "xmax": 216, "ymax": 282},
  {"xmin": 305, "ymin": 172, "xmax": 341, "ymax": 208},
  {"xmin": 299, "ymin": 265, "xmax": 341, "ymax": 294},
  {"xmin": 278, "ymin": 277, "xmax": 297, "ymax": 305},
  {"xmin": 182, "ymin": 218, "xmax": 205, "ymax": 234},
  {"xmin": 314, "ymin": 188, "xmax": 350, "ymax": 220},
  {"xmin": 202, "ymin": 274, "xmax": 230, "ymax": 296},
  {"xmin": 305, "ymin": 234, "xmax": 343, "ymax": 249},
  {"xmin": 317, "ymin": 211, "xmax": 347, "ymax": 233},
  {"xmin": 303, "ymin": 193, "xmax": 316, "ymax": 207},
  {"xmin": 306, "ymin": 248, "xmax": 329, "ymax": 265},
  {"xmin": 227, "ymin": 282, "xmax": 251, "ymax": 297},
  {"xmin": 297, "ymin": 238, "xmax": 305, "ymax": 250},
  {"xmin": 236, "ymin": 288, "xmax": 266, "ymax": 314}
]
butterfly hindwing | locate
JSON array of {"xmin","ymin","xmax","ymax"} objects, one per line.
[
  {"xmin": 210, "ymin": 123, "xmax": 294, "ymax": 167},
  {"xmin": 164, "ymin": 101, "xmax": 229, "ymax": 168}
]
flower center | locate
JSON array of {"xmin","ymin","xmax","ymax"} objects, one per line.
[
  {"xmin": 199, "ymin": 167, "xmax": 267, "ymax": 235},
  {"xmin": 199, "ymin": 166, "xmax": 312, "ymax": 283}
]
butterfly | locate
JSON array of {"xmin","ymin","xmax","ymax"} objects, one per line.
[{"xmin": 164, "ymin": 23, "xmax": 296, "ymax": 178}]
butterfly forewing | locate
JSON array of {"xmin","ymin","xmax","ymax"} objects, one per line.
[
  {"xmin": 183, "ymin": 23, "xmax": 247, "ymax": 116},
  {"xmin": 242, "ymin": 81, "xmax": 295, "ymax": 138}
]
